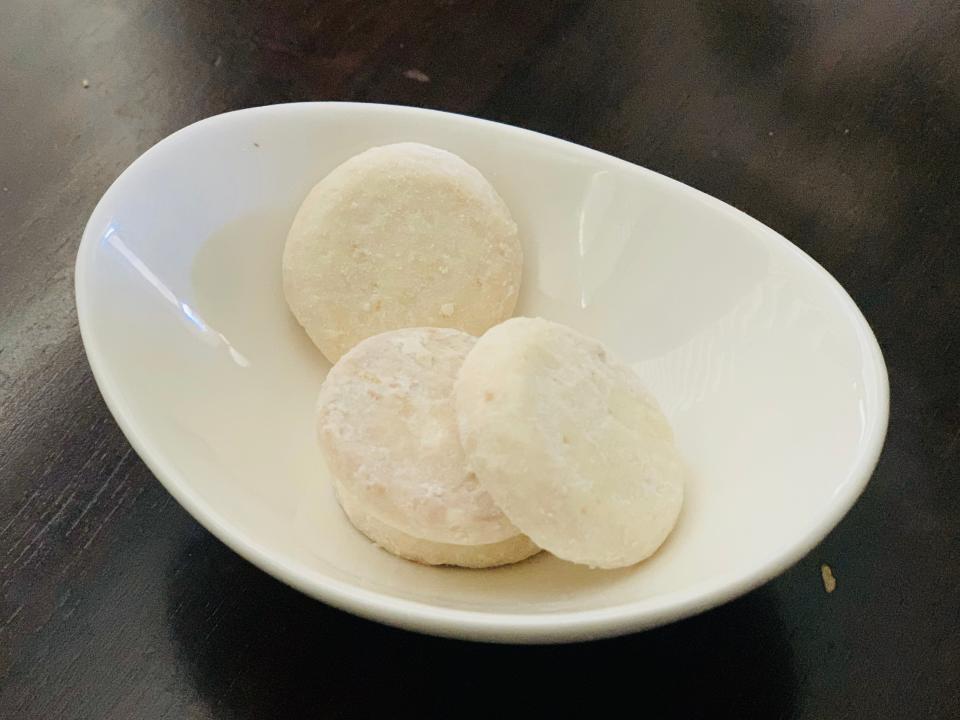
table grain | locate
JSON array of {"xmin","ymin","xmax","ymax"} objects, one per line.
[{"xmin": 2, "ymin": 2, "xmax": 958, "ymax": 718}]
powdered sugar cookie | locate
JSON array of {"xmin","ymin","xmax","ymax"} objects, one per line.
[
  {"xmin": 317, "ymin": 327, "xmax": 523, "ymax": 546},
  {"xmin": 283, "ymin": 143, "xmax": 522, "ymax": 363},
  {"xmin": 455, "ymin": 317, "xmax": 685, "ymax": 569}
]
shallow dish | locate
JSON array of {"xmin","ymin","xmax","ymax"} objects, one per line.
[{"xmin": 75, "ymin": 103, "xmax": 888, "ymax": 643}]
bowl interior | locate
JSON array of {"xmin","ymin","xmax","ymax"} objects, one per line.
[{"xmin": 77, "ymin": 104, "xmax": 887, "ymax": 639}]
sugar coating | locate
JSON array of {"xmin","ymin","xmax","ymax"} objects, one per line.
[
  {"xmin": 455, "ymin": 317, "xmax": 685, "ymax": 569},
  {"xmin": 333, "ymin": 476, "xmax": 540, "ymax": 568},
  {"xmin": 317, "ymin": 327, "xmax": 523, "ymax": 545},
  {"xmin": 283, "ymin": 143, "xmax": 522, "ymax": 363}
]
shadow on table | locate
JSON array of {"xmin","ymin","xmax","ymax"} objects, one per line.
[{"xmin": 167, "ymin": 535, "xmax": 798, "ymax": 718}]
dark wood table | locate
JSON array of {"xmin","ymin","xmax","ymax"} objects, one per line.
[{"xmin": 2, "ymin": 2, "xmax": 958, "ymax": 717}]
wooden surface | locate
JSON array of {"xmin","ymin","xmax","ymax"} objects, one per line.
[{"xmin": 2, "ymin": 1, "xmax": 959, "ymax": 717}]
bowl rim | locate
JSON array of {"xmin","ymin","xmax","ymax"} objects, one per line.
[{"xmin": 74, "ymin": 102, "xmax": 890, "ymax": 643}]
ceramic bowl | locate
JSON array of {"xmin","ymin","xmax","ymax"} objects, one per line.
[{"xmin": 75, "ymin": 103, "xmax": 888, "ymax": 642}]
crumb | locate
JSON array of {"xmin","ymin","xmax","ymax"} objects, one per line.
[
  {"xmin": 403, "ymin": 68, "xmax": 431, "ymax": 83},
  {"xmin": 820, "ymin": 563, "xmax": 837, "ymax": 593},
  {"xmin": 253, "ymin": 142, "xmax": 260, "ymax": 148},
  {"xmin": 844, "ymin": 128, "xmax": 850, "ymax": 135},
  {"xmin": 767, "ymin": 130, "xmax": 774, "ymax": 137},
  {"xmin": 81, "ymin": 79, "xmax": 90, "ymax": 88},
  {"xmin": 214, "ymin": 54, "xmax": 223, "ymax": 67},
  {"xmin": 440, "ymin": 303, "xmax": 455, "ymax": 317}
]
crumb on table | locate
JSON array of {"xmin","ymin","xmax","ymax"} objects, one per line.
[
  {"xmin": 821, "ymin": 563, "xmax": 837, "ymax": 593},
  {"xmin": 403, "ymin": 68, "xmax": 430, "ymax": 83}
]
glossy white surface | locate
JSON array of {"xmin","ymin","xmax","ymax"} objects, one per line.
[{"xmin": 75, "ymin": 103, "xmax": 888, "ymax": 643}]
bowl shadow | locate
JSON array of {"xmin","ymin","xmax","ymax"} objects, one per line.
[{"xmin": 167, "ymin": 534, "xmax": 797, "ymax": 719}]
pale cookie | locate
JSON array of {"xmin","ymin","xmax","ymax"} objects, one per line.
[
  {"xmin": 283, "ymin": 142, "xmax": 522, "ymax": 363},
  {"xmin": 317, "ymin": 327, "xmax": 523, "ymax": 545},
  {"xmin": 333, "ymin": 477, "xmax": 540, "ymax": 568},
  {"xmin": 455, "ymin": 317, "xmax": 685, "ymax": 569}
]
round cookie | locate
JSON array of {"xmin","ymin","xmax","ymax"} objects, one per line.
[
  {"xmin": 333, "ymin": 477, "xmax": 540, "ymax": 568},
  {"xmin": 455, "ymin": 317, "xmax": 685, "ymax": 569},
  {"xmin": 317, "ymin": 327, "xmax": 522, "ymax": 545},
  {"xmin": 283, "ymin": 142, "xmax": 522, "ymax": 363}
]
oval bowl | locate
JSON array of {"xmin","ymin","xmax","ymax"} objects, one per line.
[{"xmin": 75, "ymin": 103, "xmax": 888, "ymax": 643}]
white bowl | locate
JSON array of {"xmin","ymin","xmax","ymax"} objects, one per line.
[{"xmin": 75, "ymin": 103, "xmax": 888, "ymax": 643}]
